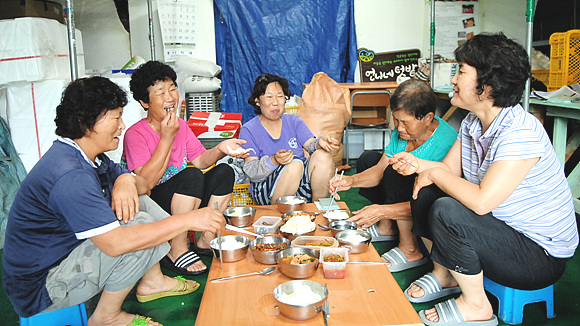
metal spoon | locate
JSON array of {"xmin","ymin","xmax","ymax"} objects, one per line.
[
  {"xmin": 318, "ymin": 223, "xmax": 331, "ymax": 231},
  {"xmin": 209, "ymin": 266, "xmax": 276, "ymax": 282}
]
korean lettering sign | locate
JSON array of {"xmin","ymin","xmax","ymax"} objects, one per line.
[{"xmin": 358, "ymin": 48, "xmax": 421, "ymax": 83}]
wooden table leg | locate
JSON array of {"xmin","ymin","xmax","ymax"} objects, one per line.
[
  {"xmin": 565, "ymin": 129, "xmax": 580, "ymax": 162},
  {"xmin": 442, "ymin": 105, "xmax": 458, "ymax": 121}
]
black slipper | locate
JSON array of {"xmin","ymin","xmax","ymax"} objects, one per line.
[
  {"xmin": 189, "ymin": 241, "xmax": 213, "ymax": 257},
  {"xmin": 159, "ymin": 251, "xmax": 207, "ymax": 276}
]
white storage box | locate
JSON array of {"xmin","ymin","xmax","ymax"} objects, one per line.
[
  {"xmin": 0, "ymin": 79, "xmax": 66, "ymax": 172},
  {"xmin": 252, "ymin": 216, "xmax": 282, "ymax": 235},
  {"xmin": 432, "ymin": 62, "xmax": 458, "ymax": 88},
  {"xmin": 0, "ymin": 75, "xmax": 146, "ymax": 172},
  {"xmin": 0, "ymin": 17, "xmax": 85, "ymax": 85},
  {"xmin": 105, "ymin": 74, "xmax": 147, "ymax": 163}
]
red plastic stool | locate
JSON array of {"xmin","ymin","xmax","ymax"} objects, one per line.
[{"xmin": 483, "ymin": 276, "xmax": 555, "ymax": 325}]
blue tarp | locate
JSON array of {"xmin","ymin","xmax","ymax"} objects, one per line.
[{"xmin": 214, "ymin": 0, "xmax": 357, "ymax": 123}]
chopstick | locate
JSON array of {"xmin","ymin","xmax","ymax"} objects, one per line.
[
  {"xmin": 385, "ymin": 152, "xmax": 417, "ymax": 169},
  {"xmin": 323, "ymin": 283, "xmax": 329, "ymax": 326},
  {"xmin": 324, "ymin": 168, "xmax": 338, "ymax": 212},
  {"xmin": 326, "ymin": 170, "xmax": 344, "ymax": 213},
  {"xmin": 225, "ymin": 224, "xmax": 263, "ymax": 238},
  {"xmin": 214, "ymin": 202, "xmax": 223, "ymax": 269}
]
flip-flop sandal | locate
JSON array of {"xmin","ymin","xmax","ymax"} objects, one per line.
[
  {"xmin": 128, "ymin": 314, "xmax": 164, "ymax": 326},
  {"xmin": 405, "ymin": 272, "xmax": 462, "ymax": 303},
  {"xmin": 190, "ymin": 241, "xmax": 213, "ymax": 257},
  {"xmin": 381, "ymin": 247, "xmax": 430, "ymax": 272},
  {"xmin": 419, "ymin": 298, "xmax": 498, "ymax": 326},
  {"xmin": 136, "ymin": 276, "xmax": 201, "ymax": 303},
  {"xmin": 159, "ymin": 251, "xmax": 207, "ymax": 276},
  {"xmin": 364, "ymin": 224, "xmax": 398, "ymax": 242}
]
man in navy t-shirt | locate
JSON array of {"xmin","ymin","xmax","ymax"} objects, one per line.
[{"xmin": 2, "ymin": 77, "xmax": 225, "ymax": 325}]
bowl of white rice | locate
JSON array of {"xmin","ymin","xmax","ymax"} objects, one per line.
[
  {"xmin": 209, "ymin": 235, "xmax": 250, "ymax": 262},
  {"xmin": 222, "ymin": 206, "xmax": 256, "ymax": 227},
  {"xmin": 273, "ymin": 280, "xmax": 328, "ymax": 320},
  {"xmin": 276, "ymin": 196, "xmax": 307, "ymax": 214},
  {"xmin": 322, "ymin": 209, "xmax": 352, "ymax": 223},
  {"xmin": 335, "ymin": 229, "xmax": 372, "ymax": 254}
]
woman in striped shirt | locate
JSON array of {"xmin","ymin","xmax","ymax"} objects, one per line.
[{"xmin": 390, "ymin": 33, "xmax": 578, "ymax": 326}]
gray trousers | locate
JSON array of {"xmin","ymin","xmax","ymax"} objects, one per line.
[{"xmin": 43, "ymin": 195, "xmax": 171, "ymax": 312}]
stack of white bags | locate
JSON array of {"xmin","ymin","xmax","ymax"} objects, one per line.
[{"xmin": 175, "ymin": 56, "xmax": 222, "ymax": 107}]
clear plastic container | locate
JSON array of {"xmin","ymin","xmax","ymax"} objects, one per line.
[
  {"xmin": 252, "ymin": 216, "xmax": 282, "ymax": 235},
  {"xmin": 291, "ymin": 236, "xmax": 338, "ymax": 251},
  {"xmin": 321, "ymin": 247, "xmax": 349, "ymax": 279}
]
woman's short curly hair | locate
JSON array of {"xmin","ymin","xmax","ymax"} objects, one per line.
[
  {"xmin": 454, "ymin": 32, "xmax": 531, "ymax": 108},
  {"xmin": 390, "ymin": 79, "xmax": 437, "ymax": 120},
  {"xmin": 55, "ymin": 76, "xmax": 127, "ymax": 139},
  {"xmin": 247, "ymin": 73, "xmax": 291, "ymax": 115},
  {"xmin": 130, "ymin": 60, "xmax": 177, "ymax": 109}
]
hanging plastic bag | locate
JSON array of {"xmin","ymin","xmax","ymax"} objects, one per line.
[{"xmin": 297, "ymin": 72, "xmax": 351, "ymax": 167}]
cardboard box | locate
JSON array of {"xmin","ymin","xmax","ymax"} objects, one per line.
[
  {"xmin": 0, "ymin": 0, "xmax": 64, "ymax": 24},
  {"xmin": 187, "ymin": 112, "xmax": 242, "ymax": 139},
  {"xmin": 0, "ymin": 17, "xmax": 85, "ymax": 85}
]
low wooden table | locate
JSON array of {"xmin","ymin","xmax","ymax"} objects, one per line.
[{"xmin": 195, "ymin": 203, "xmax": 422, "ymax": 326}]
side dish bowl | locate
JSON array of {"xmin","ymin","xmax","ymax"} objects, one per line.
[
  {"xmin": 329, "ymin": 220, "xmax": 358, "ymax": 237},
  {"xmin": 276, "ymin": 247, "xmax": 320, "ymax": 279},
  {"xmin": 250, "ymin": 236, "xmax": 291, "ymax": 265}
]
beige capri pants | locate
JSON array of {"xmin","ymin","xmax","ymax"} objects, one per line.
[{"xmin": 43, "ymin": 195, "xmax": 171, "ymax": 313}]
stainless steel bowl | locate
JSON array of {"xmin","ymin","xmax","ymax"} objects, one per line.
[
  {"xmin": 322, "ymin": 209, "xmax": 352, "ymax": 223},
  {"xmin": 222, "ymin": 206, "xmax": 256, "ymax": 227},
  {"xmin": 335, "ymin": 229, "xmax": 372, "ymax": 254},
  {"xmin": 279, "ymin": 211, "xmax": 317, "ymax": 241},
  {"xmin": 329, "ymin": 220, "xmax": 358, "ymax": 237},
  {"xmin": 273, "ymin": 280, "xmax": 328, "ymax": 321},
  {"xmin": 250, "ymin": 236, "xmax": 291, "ymax": 265},
  {"xmin": 209, "ymin": 235, "xmax": 250, "ymax": 262},
  {"xmin": 276, "ymin": 196, "xmax": 307, "ymax": 214},
  {"xmin": 276, "ymin": 247, "xmax": 320, "ymax": 279}
]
